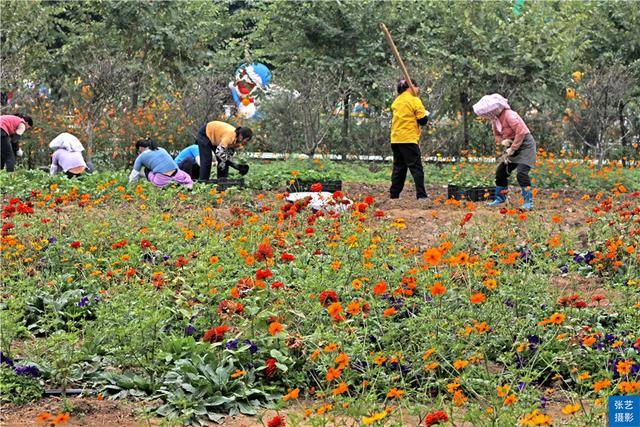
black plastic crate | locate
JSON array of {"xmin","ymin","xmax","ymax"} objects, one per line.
[
  {"xmin": 447, "ymin": 184, "xmax": 494, "ymax": 202},
  {"xmin": 287, "ymin": 179, "xmax": 342, "ymax": 193},
  {"xmin": 197, "ymin": 178, "xmax": 245, "ymax": 191}
]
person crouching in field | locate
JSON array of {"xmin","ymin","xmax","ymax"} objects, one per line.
[
  {"xmin": 49, "ymin": 132, "xmax": 93, "ymax": 178},
  {"xmin": 129, "ymin": 138, "xmax": 193, "ymax": 189},
  {"xmin": 194, "ymin": 121, "xmax": 252, "ymax": 180},
  {"xmin": 473, "ymin": 94, "xmax": 536, "ymax": 210},
  {"xmin": 389, "ymin": 80, "xmax": 429, "ymax": 201},
  {"xmin": 1, "ymin": 113, "xmax": 33, "ymax": 172},
  {"xmin": 174, "ymin": 144, "xmax": 200, "ymax": 180}
]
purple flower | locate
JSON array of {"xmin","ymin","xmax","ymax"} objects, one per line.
[
  {"xmin": 519, "ymin": 246, "xmax": 533, "ymax": 263},
  {"xmin": 77, "ymin": 296, "xmax": 89, "ymax": 307},
  {"xmin": 48, "ymin": 237, "xmax": 57, "ymax": 244},
  {"xmin": 540, "ymin": 396, "xmax": 548, "ymax": 409},
  {"xmin": 504, "ymin": 299, "xmax": 514, "ymax": 308},
  {"xmin": 573, "ymin": 254, "xmax": 585, "ymax": 263},
  {"xmin": 558, "ymin": 264, "xmax": 569, "ymax": 274},
  {"xmin": 226, "ymin": 339, "xmax": 239, "ymax": 350},
  {"xmin": 584, "ymin": 252, "xmax": 595, "ymax": 263},
  {"xmin": 0, "ymin": 352, "xmax": 14, "ymax": 367},
  {"xmin": 243, "ymin": 339, "xmax": 258, "ymax": 354},
  {"xmin": 184, "ymin": 325, "xmax": 196, "ymax": 336},
  {"xmin": 14, "ymin": 365, "xmax": 40, "ymax": 377}
]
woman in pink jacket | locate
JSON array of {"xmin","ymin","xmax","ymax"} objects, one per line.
[
  {"xmin": 474, "ymin": 94, "xmax": 536, "ymax": 210},
  {"xmin": 1, "ymin": 114, "xmax": 33, "ymax": 172}
]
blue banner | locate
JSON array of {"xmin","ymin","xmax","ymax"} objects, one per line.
[{"xmin": 609, "ymin": 396, "xmax": 640, "ymax": 426}]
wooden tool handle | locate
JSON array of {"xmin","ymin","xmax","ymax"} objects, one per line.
[{"xmin": 379, "ymin": 22, "xmax": 416, "ymax": 96}]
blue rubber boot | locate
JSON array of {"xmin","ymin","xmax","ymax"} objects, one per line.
[
  {"xmin": 521, "ymin": 187, "xmax": 533, "ymax": 210},
  {"xmin": 487, "ymin": 186, "xmax": 508, "ymax": 207}
]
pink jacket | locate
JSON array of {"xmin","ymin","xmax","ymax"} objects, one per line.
[
  {"xmin": 0, "ymin": 115, "xmax": 26, "ymax": 135},
  {"xmin": 491, "ymin": 110, "xmax": 530, "ymax": 150}
]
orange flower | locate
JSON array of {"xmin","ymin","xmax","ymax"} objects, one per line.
[
  {"xmin": 423, "ymin": 247, "xmax": 442, "ymax": 266},
  {"xmin": 269, "ymin": 321, "xmax": 283, "ymax": 336},
  {"xmin": 430, "ymin": 281, "xmax": 446, "ymax": 297},
  {"xmin": 332, "ymin": 381, "xmax": 348, "ymax": 396},
  {"xmin": 373, "ymin": 281, "xmax": 387, "ymax": 296},
  {"xmin": 593, "ymin": 379, "xmax": 611, "ymax": 392},
  {"xmin": 36, "ymin": 412, "xmax": 53, "ymax": 423},
  {"xmin": 52, "ymin": 412, "xmax": 70, "ymax": 425},
  {"xmin": 617, "ymin": 360, "xmax": 633, "ymax": 376},
  {"xmin": 503, "ymin": 394, "xmax": 518, "ymax": 406},
  {"xmin": 326, "ymin": 367, "xmax": 342, "ymax": 381},
  {"xmin": 387, "ymin": 387, "xmax": 405, "ymax": 399},
  {"xmin": 561, "ymin": 403, "xmax": 580, "ymax": 415},
  {"xmin": 453, "ymin": 359, "xmax": 469, "ymax": 370},
  {"xmin": 383, "ymin": 307, "xmax": 397, "ymax": 317},
  {"xmin": 231, "ymin": 369, "xmax": 247, "ymax": 378},
  {"xmin": 483, "ymin": 279, "xmax": 497, "ymax": 290},
  {"xmin": 346, "ymin": 300, "xmax": 361, "ymax": 315},
  {"xmin": 549, "ymin": 313, "xmax": 565, "ymax": 324},
  {"xmin": 283, "ymin": 388, "xmax": 300, "ymax": 401},
  {"xmin": 335, "ymin": 353, "xmax": 350, "ymax": 369},
  {"xmin": 469, "ymin": 292, "xmax": 486, "ymax": 304},
  {"xmin": 582, "ymin": 336, "xmax": 596, "ymax": 347}
]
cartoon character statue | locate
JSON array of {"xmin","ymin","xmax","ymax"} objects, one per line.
[{"xmin": 228, "ymin": 63, "xmax": 272, "ymax": 120}]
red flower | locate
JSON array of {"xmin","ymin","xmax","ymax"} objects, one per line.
[
  {"xmin": 70, "ymin": 241, "xmax": 81, "ymax": 249},
  {"xmin": 374, "ymin": 209, "xmax": 385, "ymax": 218},
  {"xmin": 254, "ymin": 242, "xmax": 274, "ymax": 261},
  {"xmin": 332, "ymin": 191, "xmax": 344, "ymax": 200},
  {"xmin": 111, "ymin": 240, "xmax": 127, "ymax": 249},
  {"xmin": 174, "ymin": 256, "xmax": 189, "ymax": 267},
  {"xmin": 140, "ymin": 239, "xmax": 155, "ymax": 250},
  {"xmin": 203, "ymin": 325, "xmax": 230, "ymax": 343},
  {"xmin": 364, "ymin": 196, "xmax": 375, "ymax": 205},
  {"xmin": 310, "ymin": 183, "xmax": 323, "ymax": 192},
  {"xmin": 267, "ymin": 415, "xmax": 286, "ymax": 427},
  {"xmin": 217, "ymin": 300, "xmax": 244, "ymax": 316},
  {"xmin": 256, "ymin": 268, "xmax": 273, "ymax": 280},
  {"xmin": 280, "ymin": 252, "xmax": 295, "ymax": 262},
  {"xmin": 265, "ymin": 358, "xmax": 278, "ymax": 378},
  {"xmin": 459, "ymin": 212, "xmax": 473, "ymax": 227},
  {"xmin": 305, "ymin": 227, "xmax": 314, "ymax": 235},
  {"xmin": 1, "ymin": 222, "xmax": 14, "ymax": 236},
  {"xmin": 356, "ymin": 202, "xmax": 368, "ymax": 213},
  {"xmin": 319, "ymin": 290, "xmax": 339, "ymax": 307},
  {"xmin": 271, "ymin": 281, "xmax": 285, "ymax": 289},
  {"xmin": 424, "ymin": 410, "xmax": 448, "ymax": 426}
]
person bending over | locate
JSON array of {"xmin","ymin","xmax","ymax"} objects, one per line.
[
  {"xmin": 49, "ymin": 132, "xmax": 93, "ymax": 178},
  {"xmin": 1, "ymin": 113, "xmax": 33, "ymax": 172},
  {"xmin": 194, "ymin": 121, "xmax": 252, "ymax": 180},
  {"xmin": 129, "ymin": 138, "xmax": 193, "ymax": 189}
]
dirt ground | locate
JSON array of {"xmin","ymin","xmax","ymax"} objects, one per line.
[{"xmin": 0, "ymin": 182, "xmax": 606, "ymax": 427}]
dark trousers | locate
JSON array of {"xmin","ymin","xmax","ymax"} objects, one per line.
[
  {"xmin": 495, "ymin": 162, "xmax": 532, "ymax": 188},
  {"xmin": 178, "ymin": 157, "xmax": 200, "ymax": 180},
  {"xmin": 1, "ymin": 130, "xmax": 16, "ymax": 172},
  {"xmin": 390, "ymin": 143, "xmax": 427, "ymax": 199},
  {"xmin": 196, "ymin": 125, "xmax": 228, "ymax": 180}
]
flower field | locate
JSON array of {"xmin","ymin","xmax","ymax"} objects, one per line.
[{"xmin": 1, "ymin": 168, "xmax": 639, "ymax": 427}]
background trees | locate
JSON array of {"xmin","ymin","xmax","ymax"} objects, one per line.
[{"xmin": 1, "ymin": 0, "xmax": 638, "ymax": 164}]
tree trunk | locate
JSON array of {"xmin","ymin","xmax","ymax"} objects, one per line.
[
  {"xmin": 460, "ymin": 89, "xmax": 470, "ymax": 158},
  {"xmin": 342, "ymin": 92, "xmax": 351, "ymax": 145},
  {"xmin": 131, "ymin": 75, "xmax": 141, "ymax": 109},
  {"xmin": 619, "ymin": 101, "xmax": 628, "ymax": 167}
]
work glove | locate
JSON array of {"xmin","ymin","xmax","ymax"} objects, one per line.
[
  {"xmin": 228, "ymin": 161, "xmax": 249, "ymax": 176},
  {"xmin": 16, "ymin": 148, "xmax": 23, "ymax": 157},
  {"xmin": 500, "ymin": 139, "xmax": 513, "ymax": 148}
]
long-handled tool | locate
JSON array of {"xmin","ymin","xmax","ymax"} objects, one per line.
[{"xmin": 379, "ymin": 22, "xmax": 417, "ymax": 96}]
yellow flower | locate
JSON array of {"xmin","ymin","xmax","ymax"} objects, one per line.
[
  {"xmin": 561, "ymin": 403, "xmax": 580, "ymax": 415},
  {"xmin": 362, "ymin": 410, "xmax": 389, "ymax": 425}
]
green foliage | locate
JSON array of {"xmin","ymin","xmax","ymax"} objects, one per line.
[
  {"xmin": 0, "ymin": 367, "xmax": 43, "ymax": 405},
  {"xmin": 154, "ymin": 352, "xmax": 278, "ymax": 425}
]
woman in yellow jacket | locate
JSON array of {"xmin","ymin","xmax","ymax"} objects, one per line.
[
  {"xmin": 195, "ymin": 121, "xmax": 253, "ymax": 180},
  {"xmin": 389, "ymin": 80, "xmax": 429, "ymax": 199}
]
